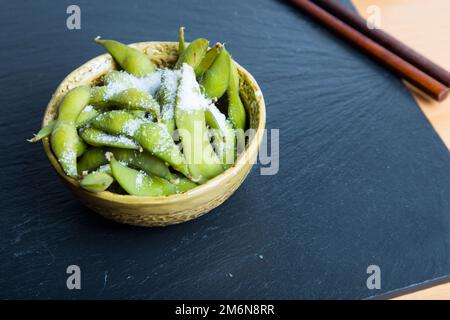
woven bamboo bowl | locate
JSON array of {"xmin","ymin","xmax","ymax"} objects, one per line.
[{"xmin": 42, "ymin": 42, "xmax": 266, "ymax": 227}]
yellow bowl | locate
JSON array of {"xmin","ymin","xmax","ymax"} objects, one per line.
[{"xmin": 42, "ymin": 42, "xmax": 266, "ymax": 227}]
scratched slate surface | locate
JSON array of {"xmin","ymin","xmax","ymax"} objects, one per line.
[{"xmin": 0, "ymin": 0, "xmax": 448, "ymax": 299}]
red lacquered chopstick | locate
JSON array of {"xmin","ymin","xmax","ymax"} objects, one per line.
[{"xmin": 290, "ymin": 0, "xmax": 449, "ymax": 101}]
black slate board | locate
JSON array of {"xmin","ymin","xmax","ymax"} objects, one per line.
[{"xmin": 0, "ymin": 0, "xmax": 448, "ymax": 299}]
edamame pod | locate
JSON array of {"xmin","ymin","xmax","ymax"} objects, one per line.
[
  {"xmin": 28, "ymin": 120, "xmax": 55, "ymax": 142},
  {"xmin": 134, "ymin": 122, "xmax": 190, "ymax": 178},
  {"xmin": 102, "ymin": 70, "xmax": 162, "ymax": 97},
  {"xmin": 228, "ymin": 59, "xmax": 246, "ymax": 130},
  {"xmin": 75, "ymin": 105, "xmax": 99, "ymax": 128},
  {"xmin": 76, "ymin": 140, "xmax": 87, "ymax": 157},
  {"xmin": 129, "ymin": 110, "xmax": 153, "ymax": 120},
  {"xmin": 51, "ymin": 86, "xmax": 91, "ymax": 177},
  {"xmin": 79, "ymin": 127, "xmax": 140, "ymax": 150},
  {"xmin": 102, "ymin": 70, "xmax": 129, "ymax": 85},
  {"xmin": 91, "ymin": 110, "xmax": 143, "ymax": 137},
  {"xmin": 89, "ymin": 86, "xmax": 109, "ymax": 108},
  {"xmin": 110, "ymin": 157, "xmax": 176, "ymax": 196},
  {"xmin": 175, "ymin": 38, "xmax": 209, "ymax": 71},
  {"xmin": 30, "ymin": 105, "xmax": 99, "ymax": 143},
  {"xmin": 77, "ymin": 147, "xmax": 175, "ymax": 182},
  {"xmin": 201, "ymin": 46, "xmax": 231, "ymax": 100},
  {"xmin": 80, "ymin": 172, "xmax": 114, "ymax": 193},
  {"xmin": 205, "ymin": 104, "xmax": 236, "ymax": 169},
  {"xmin": 195, "ymin": 43, "xmax": 222, "ymax": 78},
  {"xmin": 173, "ymin": 175, "xmax": 197, "ymax": 193},
  {"xmin": 110, "ymin": 148, "xmax": 175, "ymax": 182},
  {"xmin": 175, "ymin": 64, "xmax": 224, "ymax": 183},
  {"xmin": 95, "ymin": 38, "xmax": 156, "ymax": 77},
  {"xmin": 157, "ymin": 69, "xmax": 181, "ymax": 135},
  {"xmin": 77, "ymin": 147, "xmax": 108, "ymax": 174},
  {"xmin": 178, "ymin": 27, "xmax": 185, "ymax": 56},
  {"xmin": 89, "ymin": 87, "xmax": 160, "ymax": 120}
]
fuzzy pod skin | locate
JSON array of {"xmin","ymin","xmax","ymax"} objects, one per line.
[
  {"xmin": 79, "ymin": 172, "xmax": 114, "ymax": 193},
  {"xmin": 195, "ymin": 43, "xmax": 223, "ymax": 78},
  {"xmin": 176, "ymin": 108, "xmax": 224, "ymax": 183},
  {"xmin": 77, "ymin": 147, "xmax": 109, "ymax": 175},
  {"xmin": 201, "ymin": 47, "xmax": 231, "ymax": 100},
  {"xmin": 28, "ymin": 120, "xmax": 55, "ymax": 143},
  {"xmin": 50, "ymin": 86, "xmax": 91, "ymax": 177},
  {"xmin": 51, "ymin": 123, "xmax": 81, "ymax": 177},
  {"xmin": 110, "ymin": 148, "xmax": 175, "ymax": 182},
  {"xmin": 102, "ymin": 70, "xmax": 129, "ymax": 85},
  {"xmin": 133, "ymin": 122, "xmax": 191, "ymax": 179},
  {"xmin": 77, "ymin": 147, "xmax": 176, "ymax": 182},
  {"xmin": 206, "ymin": 107, "xmax": 236, "ymax": 170},
  {"xmin": 56, "ymin": 86, "xmax": 91, "ymax": 123},
  {"xmin": 30, "ymin": 105, "xmax": 98, "ymax": 143},
  {"xmin": 89, "ymin": 87, "xmax": 161, "ymax": 120},
  {"xmin": 175, "ymin": 64, "xmax": 224, "ymax": 184},
  {"xmin": 157, "ymin": 69, "xmax": 180, "ymax": 135},
  {"xmin": 110, "ymin": 157, "xmax": 176, "ymax": 196},
  {"xmin": 175, "ymin": 38, "xmax": 209, "ymax": 71},
  {"xmin": 89, "ymin": 86, "xmax": 109, "ymax": 108},
  {"xmin": 95, "ymin": 38, "xmax": 156, "ymax": 77},
  {"xmin": 173, "ymin": 174, "xmax": 197, "ymax": 193},
  {"xmin": 75, "ymin": 106, "xmax": 99, "ymax": 128},
  {"xmin": 79, "ymin": 127, "xmax": 140, "ymax": 150},
  {"xmin": 91, "ymin": 110, "xmax": 142, "ymax": 137},
  {"xmin": 228, "ymin": 59, "xmax": 247, "ymax": 130}
]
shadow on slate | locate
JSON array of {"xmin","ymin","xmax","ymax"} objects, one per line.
[{"xmin": 0, "ymin": 0, "xmax": 448, "ymax": 299}]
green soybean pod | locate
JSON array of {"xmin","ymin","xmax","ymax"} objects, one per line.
[
  {"xmin": 110, "ymin": 157, "xmax": 176, "ymax": 196},
  {"xmin": 51, "ymin": 123, "xmax": 81, "ymax": 177},
  {"xmin": 175, "ymin": 38, "xmax": 209, "ymax": 70},
  {"xmin": 134, "ymin": 122, "xmax": 191, "ymax": 179},
  {"xmin": 112, "ymin": 88, "xmax": 161, "ymax": 120},
  {"xmin": 79, "ymin": 127, "xmax": 140, "ymax": 150},
  {"xmin": 228, "ymin": 59, "xmax": 247, "ymax": 130},
  {"xmin": 173, "ymin": 175, "xmax": 197, "ymax": 193},
  {"xmin": 201, "ymin": 46, "xmax": 231, "ymax": 100},
  {"xmin": 75, "ymin": 105, "xmax": 99, "ymax": 128},
  {"xmin": 76, "ymin": 139, "xmax": 88, "ymax": 157},
  {"xmin": 195, "ymin": 43, "xmax": 223, "ymax": 78},
  {"xmin": 129, "ymin": 110, "xmax": 152, "ymax": 120},
  {"xmin": 109, "ymin": 148, "xmax": 175, "ymax": 182},
  {"xmin": 91, "ymin": 110, "xmax": 142, "ymax": 137},
  {"xmin": 77, "ymin": 147, "xmax": 108, "ymax": 175},
  {"xmin": 175, "ymin": 64, "xmax": 224, "ymax": 183},
  {"xmin": 102, "ymin": 70, "xmax": 129, "ymax": 85},
  {"xmin": 79, "ymin": 172, "xmax": 114, "ymax": 193},
  {"xmin": 89, "ymin": 86, "xmax": 161, "ymax": 120},
  {"xmin": 28, "ymin": 120, "xmax": 56, "ymax": 143},
  {"xmin": 89, "ymin": 86, "xmax": 109, "ymax": 108},
  {"xmin": 51, "ymin": 86, "xmax": 91, "ymax": 177},
  {"xmin": 95, "ymin": 37, "xmax": 156, "ymax": 77},
  {"xmin": 56, "ymin": 86, "xmax": 91, "ymax": 123},
  {"xmin": 206, "ymin": 105, "xmax": 236, "ymax": 169},
  {"xmin": 157, "ymin": 69, "xmax": 180, "ymax": 135}
]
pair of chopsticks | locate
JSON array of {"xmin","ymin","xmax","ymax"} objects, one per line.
[{"xmin": 290, "ymin": 0, "xmax": 450, "ymax": 101}]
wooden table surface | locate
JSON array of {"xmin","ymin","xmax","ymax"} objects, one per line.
[
  {"xmin": 353, "ymin": 0, "xmax": 450, "ymax": 150},
  {"xmin": 353, "ymin": 0, "xmax": 450, "ymax": 300}
]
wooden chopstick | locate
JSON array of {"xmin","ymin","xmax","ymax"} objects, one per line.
[
  {"xmin": 290, "ymin": 0, "xmax": 449, "ymax": 101},
  {"xmin": 312, "ymin": 0, "xmax": 450, "ymax": 88}
]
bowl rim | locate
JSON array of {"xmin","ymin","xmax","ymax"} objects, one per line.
[{"xmin": 42, "ymin": 41, "xmax": 266, "ymax": 205}]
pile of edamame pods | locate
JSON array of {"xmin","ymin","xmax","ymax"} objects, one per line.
[{"xmin": 30, "ymin": 27, "xmax": 248, "ymax": 196}]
